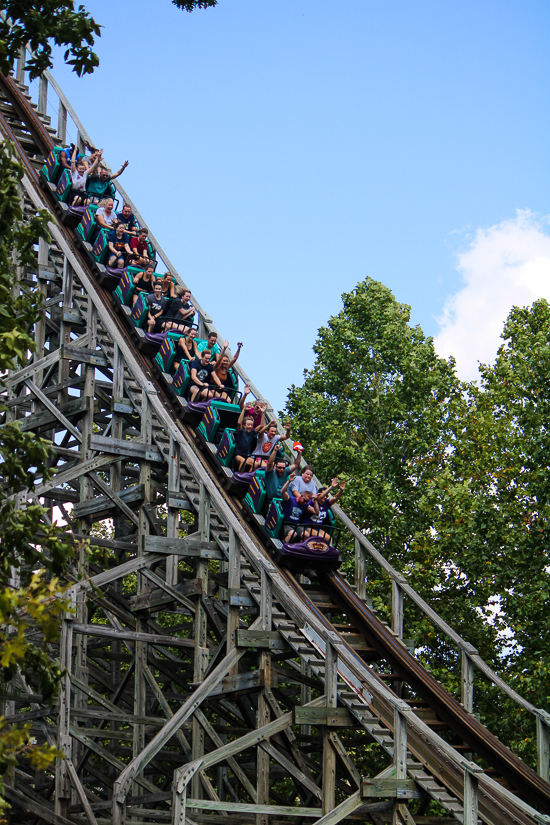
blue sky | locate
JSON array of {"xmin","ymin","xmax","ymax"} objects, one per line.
[{"xmin": 46, "ymin": 0, "xmax": 550, "ymax": 411}]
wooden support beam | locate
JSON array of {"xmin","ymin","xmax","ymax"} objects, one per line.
[
  {"xmin": 72, "ymin": 623, "xmax": 195, "ymax": 650},
  {"xmin": 24, "ymin": 378, "xmax": 82, "ymax": 442},
  {"xmin": 322, "ymin": 642, "xmax": 337, "ymax": 815},
  {"xmin": 89, "ymin": 434, "xmax": 163, "ymax": 463},
  {"xmin": 309, "ymin": 790, "xmax": 362, "ymax": 825},
  {"xmin": 145, "ymin": 535, "xmax": 222, "ymax": 559},
  {"xmin": 112, "ymin": 646, "xmax": 244, "ymax": 818}
]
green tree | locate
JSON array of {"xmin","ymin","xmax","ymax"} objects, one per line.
[
  {"xmin": 0, "ymin": 141, "xmax": 74, "ymax": 789},
  {"xmin": 0, "ymin": 0, "xmax": 218, "ymax": 81},
  {"xmin": 284, "ymin": 277, "xmax": 461, "ymax": 552},
  {"xmin": 285, "ymin": 279, "xmax": 550, "ymax": 765}
]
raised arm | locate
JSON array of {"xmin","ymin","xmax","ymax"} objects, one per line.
[
  {"xmin": 227, "ymin": 342, "xmax": 242, "ymax": 369},
  {"xmin": 255, "ymin": 406, "xmax": 269, "ymax": 435},
  {"xmin": 70, "ymin": 144, "xmax": 78, "ymax": 173},
  {"xmin": 88, "ymin": 153, "xmax": 101, "ymax": 175},
  {"xmin": 281, "ymin": 472, "xmax": 296, "ymax": 502},
  {"xmin": 110, "ymin": 160, "xmax": 129, "ymax": 181},
  {"xmin": 239, "ymin": 384, "xmax": 251, "ymax": 410},
  {"xmin": 237, "ymin": 404, "xmax": 247, "ymax": 432},
  {"xmin": 328, "ymin": 480, "xmax": 346, "ymax": 506}
]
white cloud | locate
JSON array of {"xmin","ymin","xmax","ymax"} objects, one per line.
[{"xmin": 434, "ymin": 210, "xmax": 550, "ymax": 380}]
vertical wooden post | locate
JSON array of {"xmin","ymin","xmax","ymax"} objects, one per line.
[
  {"xmin": 537, "ymin": 715, "xmax": 550, "ymax": 781},
  {"xmin": 55, "ymin": 602, "xmax": 74, "ymax": 817},
  {"xmin": 226, "ymin": 527, "xmax": 240, "ymax": 668},
  {"xmin": 191, "ymin": 482, "xmax": 210, "ymax": 801},
  {"xmin": 58, "ymin": 258, "xmax": 73, "ymax": 406},
  {"xmin": 58, "ymin": 101, "xmax": 67, "ymax": 144},
  {"xmin": 392, "ymin": 708, "xmax": 408, "ymax": 825},
  {"xmin": 257, "ymin": 570, "xmax": 272, "ymax": 825},
  {"xmin": 461, "ymin": 650, "xmax": 474, "ymax": 713},
  {"xmin": 38, "ymin": 75, "xmax": 48, "ymax": 114},
  {"xmin": 463, "ymin": 763, "xmax": 481, "ymax": 825},
  {"xmin": 133, "ymin": 391, "xmax": 152, "ymax": 792},
  {"xmin": 322, "ymin": 641, "xmax": 337, "ymax": 815},
  {"xmin": 73, "ymin": 302, "xmax": 96, "ymax": 763},
  {"xmin": 391, "ymin": 580, "xmax": 404, "ymax": 640},
  {"xmin": 354, "ymin": 537, "xmax": 366, "ymax": 600},
  {"xmin": 34, "ymin": 238, "xmax": 49, "ymax": 402},
  {"xmin": 16, "ymin": 46, "xmax": 25, "ymax": 84},
  {"xmin": 166, "ymin": 436, "xmax": 181, "ymax": 587}
]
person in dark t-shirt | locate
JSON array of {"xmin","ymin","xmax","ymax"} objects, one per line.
[
  {"xmin": 233, "ymin": 402, "xmax": 265, "ymax": 471},
  {"xmin": 302, "ymin": 478, "xmax": 346, "ymax": 539},
  {"xmin": 116, "ymin": 204, "xmax": 138, "ymax": 236},
  {"xmin": 107, "ymin": 222, "xmax": 132, "ymax": 268},
  {"xmin": 129, "ymin": 228, "xmax": 150, "ymax": 267},
  {"xmin": 159, "ymin": 287, "xmax": 196, "ymax": 332},
  {"xmin": 189, "ymin": 350, "xmax": 226, "ymax": 402},
  {"xmin": 146, "ymin": 283, "xmax": 167, "ymax": 333},
  {"xmin": 280, "ymin": 472, "xmax": 319, "ymax": 542}
]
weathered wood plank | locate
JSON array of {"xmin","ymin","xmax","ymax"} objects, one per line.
[
  {"xmin": 184, "ymin": 800, "xmax": 321, "ymax": 817},
  {"xmin": 61, "ymin": 344, "xmax": 108, "ymax": 367},
  {"xmin": 89, "ymin": 434, "xmax": 163, "ymax": 463},
  {"xmin": 144, "ymin": 535, "xmax": 223, "ymax": 560},
  {"xmin": 72, "ymin": 623, "xmax": 195, "ymax": 650}
]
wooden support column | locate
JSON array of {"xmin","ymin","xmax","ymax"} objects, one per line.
[
  {"xmin": 354, "ymin": 537, "xmax": 366, "ymax": 600},
  {"xmin": 110, "ymin": 342, "xmax": 124, "ymax": 535},
  {"xmin": 38, "ymin": 75, "xmax": 48, "ymax": 115},
  {"xmin": 391, "ymin": 580, "xmax": 403, "ymax": 640},
  {"xmin": 537, "ymin": 715, "xmax": 550, "ymax": 781},
  {"xmin": 34, "ymin": 237, "xmax": 49, "ymax": 402},
  {"xmin": 226, "ymin": 527, "xmax": 240, "ymax": 670},
  {"xmin": 73, "ymin": 302, "xmax": 96, "ymax": 763},
  {"xmin": 257, "ymin": 570, "xmax": 272, "ymax": 825},
  {"xmin": 166, "ymin": 435, "xmax": 180, "ymax": 587},
  {"xmin": 463, "ymin": 762, "xmax": 482, "ymax": 825},
  {"xmin": 58, "ymin": 257, "xmax": 73, "ymax": 406},
  {"xmin": 55, "ymin": 602, "xmax": 74, "ymax": 817},
  {"xmin": 16, "ymin": 46, "xmax": 25, "ymax": 84},
  {"xmin": 58, "ymin": 101, "xmax": 67, "ymax": 143},
  {"xmin": 322, "ymin": 641, "xmax": 337, "ymax": 815},
  {"xmin": 392, "ymin": 708, "xmax": 409, "ymax": 825},
  {"xmin": 133, "ymin": 391, "xmax": 152, "ymax": 789},
  {"xmin": 191, "ymin": 482, "xmax": 210, "ymax": 801},
  {"xmin": 461, "ymin": 650, "xmax": 474, "ymax": 713}
]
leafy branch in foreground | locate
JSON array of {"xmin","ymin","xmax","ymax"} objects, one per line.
[{"xmin": 0, "ymin": 140, "xmax": 73, "ymax": 790}]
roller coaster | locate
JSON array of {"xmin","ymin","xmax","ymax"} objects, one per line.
[{"xmin": 1, "ymin": 46, "xmax": 550, "ymax": 825}]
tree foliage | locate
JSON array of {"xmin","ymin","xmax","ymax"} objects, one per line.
[
  {"xmin": 0, "ymin": 141, "xmax": 73, "ymax": 789},
  {"xmin": 0, "ymin": 0, "xmax": 219, "ymax": 81},
  {"xmin": 173, "ymin": 0, "xmax": 218, "ymax": 10},
  {"xmin": 285, "ymin": 278, "xmax": 550, "ymax": 763},
  {"xmin": 0, "ymin": 1, "xmax": 101, "ymax": 79}
]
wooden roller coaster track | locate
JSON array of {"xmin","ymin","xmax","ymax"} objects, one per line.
[{"xmin": 1, "ymin": 46, "xmax": 549, "ymax": 825}]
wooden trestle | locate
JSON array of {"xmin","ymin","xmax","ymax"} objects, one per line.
[{"xmin": 0, "ymin": 53, "xmax": 550, "ymax": 825}]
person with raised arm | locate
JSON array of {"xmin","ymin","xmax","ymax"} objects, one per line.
[
  {"xmin": 233, "ymin": 402, "xmax": 263, "ymax": 472},
  {"xmin": 280, "ymin": 472, "xmax": 319, "ymax": 543},
  {"xmin": 251, "ymin": 418, "xmax": 291, "ymax": 469},
  {"xmin": 303, "ymin": 479, "xmax": 346, "ymax": 539},
  {"xmin": 213, "ymin": 342, "xmax": 242, "ymax": 401},
  {"xmin": 69, "ymin": 143, "xmax": 100, "ymax": 206},
  {"xmin": 264, "ymin": 440, "xmax": 302, "ymax": 500}
]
